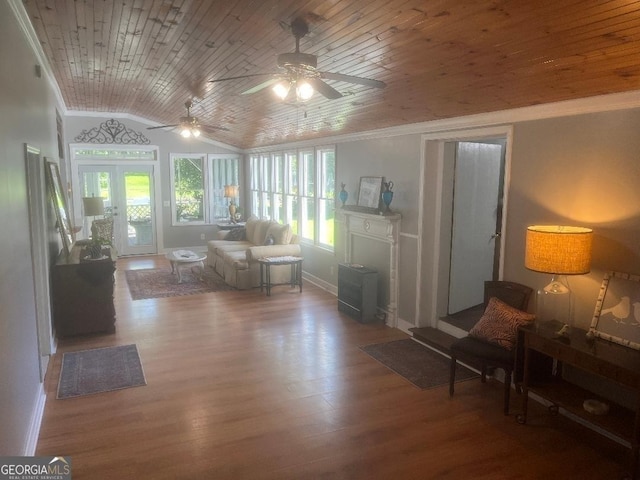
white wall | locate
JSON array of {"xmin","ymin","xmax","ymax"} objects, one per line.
[{"xmin": 0, "ymin": 2, "xmax": 60, "ymax": 455}]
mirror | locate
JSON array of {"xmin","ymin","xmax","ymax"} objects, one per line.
[{"xmin": 45, "ymin": 159, "xmax": 73, "ymax": 256}]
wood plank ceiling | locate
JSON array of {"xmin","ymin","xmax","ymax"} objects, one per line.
[{"xmin": 23, "ymin": 0, "xmax": 640, "ymax": 149}]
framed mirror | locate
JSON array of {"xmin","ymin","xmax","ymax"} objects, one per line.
[
  {"xmin": 357, "ymin": 176, "xmax": 383, "ymax": 209},
  {"xmin": 45, "ymin": 159, "xmax": 73, "ymax": 256}
]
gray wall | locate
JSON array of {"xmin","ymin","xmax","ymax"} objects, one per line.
[
  {"xmin": 505, "ymin": 109, "xmax": 640, "ymax": 329},
  {"xmin": 0, "ymin": 2, "xmax": 59, "ymax": 454}
]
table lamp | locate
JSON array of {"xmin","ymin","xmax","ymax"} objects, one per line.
[
  {"xmin": 525, "ymin": 225, "xmax": 593, "ymax": 336},
  {"xmin": 82, "ymin": 196, "xmax": 105, "ymax": 237},
  {"xmin": 223, "ymin": 185, "xmax": 239, "ymax": 223}
]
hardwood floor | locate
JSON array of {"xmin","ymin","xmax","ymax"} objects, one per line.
[{"xmin": 37, "ymin": 256, "xmax": 628, "ymax": 479}]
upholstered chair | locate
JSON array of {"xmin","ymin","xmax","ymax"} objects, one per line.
[{"xmin": 449, "ymin": 281, "xmax": 534, "ymax": 415}]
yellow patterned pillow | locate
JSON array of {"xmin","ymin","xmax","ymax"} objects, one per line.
[{"xmin": 469, "ymin": 297, "xmax": 535, "ymax": 350}]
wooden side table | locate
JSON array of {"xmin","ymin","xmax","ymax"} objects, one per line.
[
  {"xmin": 258, "ymin": 256, "xmax": 303, "ymax": 296},
  {"xmin": 518, "ymin": 320, "xmax": 640, "ymax": 479}
]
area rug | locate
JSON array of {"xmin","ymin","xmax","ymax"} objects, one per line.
[
  {"xmin": 57, "ymin": 344, "xmax": 146, "ymax": 399},
  {"xmin": 124, "ymin": 266, "xmax": 234, "ymax": 300},
  {"xmin": 360, "ymin": 339, "xmax": 478, "ymax": 389}
]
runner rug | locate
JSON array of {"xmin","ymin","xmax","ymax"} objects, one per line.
[
  {"xmin": 124, "ymin": 267, "xmax": 234, "ymax": 300},
  {"xmin": 57, "ymin": 344, "xmax": 146, "ymax": 399},
  {"xmin": 360, "ymin": 339, "xmax": 478, "ymax": 389}
]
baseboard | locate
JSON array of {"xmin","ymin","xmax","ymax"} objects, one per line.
[
  {"xmin": 24, "ymin": 383, "xmax": 46, "ymax": 455},
  {"xmin": 396, "ymin": 317, "xmax": 415, "ymax": 335},
  {"xmin": 302, "ymin": 272, "xmax": 337, "ymax": 296}
]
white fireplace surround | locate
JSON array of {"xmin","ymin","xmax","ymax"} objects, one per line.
[{"xmin": 338, "ymin": 209, "xmax": 401, "ymax": 327}]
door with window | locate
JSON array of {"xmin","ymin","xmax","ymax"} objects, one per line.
[{"xmin": 79, "ymin": 165, "xmax": 156, "ymax": 255}]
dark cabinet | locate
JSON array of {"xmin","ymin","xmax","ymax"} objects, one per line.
[
  {"xmin": 338, "ymin": 263, "xmax": 378, "ymax": 323},
  {"xmin": 51, "ymin": 244, "xmax": 116, "ymax": 336}
]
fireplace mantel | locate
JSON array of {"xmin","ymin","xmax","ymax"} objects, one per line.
[{"xmin": 337, "ymin": 209, "xmax": 401, "ymax": 327}]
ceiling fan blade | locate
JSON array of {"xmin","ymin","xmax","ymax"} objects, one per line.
[
  {"xmin": 201, "ymin": 124, "xmax": 230, "ymax": 132},
  {"xmin": 307, "ymin": 78, "xmax": 342, "ymax": 99},
  {"xmin": 208, "ymin": 73, "xmax": 275, "ymax": 84},
  {"xmin": 319, "ymin": 71, "xmax": 386, "ymax": 89},
  {"xmin": 146, "ymin": 124, "xmax": 179, "ymax": 130},
  {"xmin": 242, "ymin": 77, "xmax": 280, "ymax": 95}
]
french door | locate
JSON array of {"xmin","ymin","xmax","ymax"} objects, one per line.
[{"xmin": 78, "ymin": 165, "xmax": 157, "ymax": 256}]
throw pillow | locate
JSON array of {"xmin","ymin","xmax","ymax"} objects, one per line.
[
  {"xmin": 265, "ymin": 222, "xmax": 292, "ymax": 245},
  {"xmin": 226, "ymin": 227, "xmax": 246, "ymax": 241},
  {"xmin": 264, "ymin": 234, "xmax": 275, "ymax": 246},
  {"xmin": 469, "ymin": 297, "xmax": 536, "ymax": 350}
]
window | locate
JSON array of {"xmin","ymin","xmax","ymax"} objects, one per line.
[
  {"xmin": 171, "ymin": 154, "xmax": 206, "ymax": 224},
  {"xmin": 170, "ymin": 153, "xmax": 240, "ymax": 225},
  {"xmin": 249, "ymin": 145, "xmax": 336, "ymax": 249}
]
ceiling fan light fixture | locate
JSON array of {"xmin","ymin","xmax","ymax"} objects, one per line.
[
  {"xmin": 296, "ymin": 80, "xmax": 314, "ymax": 101},
  {"xmin": 272, "ymin": 81, "xmax": 290, "ymax": 100},
  {"xmin": 192, "ymin": 128, "xmax": 201, "ymax": 137},
  {"xmin": 180, "ymin": 127, "xmax": 191, "ymax": 138}
]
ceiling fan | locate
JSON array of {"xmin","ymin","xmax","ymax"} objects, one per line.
[
  {"xmin": 146, "ymin": 100, "xmax": 229, "ymax": 138},
  {"xmin": 209, "ymin": 17, "xmax": 386, "ymax": 102}
]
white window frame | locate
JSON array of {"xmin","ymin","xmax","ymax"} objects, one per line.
[
  {"xmin": 249, "ymin": 145, "xmax": 335, "ymax": 251},
  {"xmin": 170, "ymin": 153, "xmax": 240, "ymax": 226}
]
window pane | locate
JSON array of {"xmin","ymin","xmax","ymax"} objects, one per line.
[
  {"xmin": 261, "ymin": 192, "xmax": 271, "ymax": 219},
  {"xmin": 301, "ymin": 197, "xmax": 315, "ymax": 240},
  {"xmin": 286, "ymin": 195, "xmax": 298, "ymax": 234},
  {"xmin": 286, "ymin": 153, "xmax": 298, "ymax": 194},
  {"xmin": 273, "ymin": 194, "xmax": 284, "ymax": 223},
  {"xmin": 174, "ymin": 157, "xmax": 204, "ymax": 223},
  {"xmin": 211, "ymin": 156, "xmax": 239, "ymax": 221},
  {"xmin": 302, "ymin": 151, "xmax": 314, "ymax": 197},
  {"xmin": 274, "ymin": 154, "xmax": 284, "ymax": 193},
  {"xmin": 250, "ymin": 156, "xmax": 260, "ymax": 190},
  {"xmin": 320, "ymin": 150, "xmax": 335, "ymax": 198},
  {"xmin": 318, "ymin": 198, "xmax": 335, "ymax": 246}
]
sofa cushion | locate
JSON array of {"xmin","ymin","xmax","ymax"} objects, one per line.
[{"xmin": 265, "ymin": 222, "xmax": 292, "ymax": 245}]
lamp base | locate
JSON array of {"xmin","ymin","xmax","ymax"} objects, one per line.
[
  {"xmin": 537, "ymin": 275, "xmax": 573, "ymax": 336},
  {"xmin": 228, "ymin": 202, "xmax": 237, "ymax": 224}
]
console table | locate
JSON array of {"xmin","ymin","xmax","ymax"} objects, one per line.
[
  {"xmin": 518, "ymin": 320, "xmax": 640, "ymax": 479},
  {"xmin": 51, "ymin": 243, "xmax": 116, "ymax": 336}
]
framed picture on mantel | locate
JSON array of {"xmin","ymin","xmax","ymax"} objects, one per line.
[{"xmin": 357, "ymin": 176, "xmax": 383, "ymax": 210}]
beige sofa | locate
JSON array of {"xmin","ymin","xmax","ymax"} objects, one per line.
[{"xmin": 207, "ymin": 216, "xmax": 301, "ymax": 289}]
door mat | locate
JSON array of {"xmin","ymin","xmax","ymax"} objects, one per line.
[
  {"xmin": 124, "ymin": 266, "xmax": 234, "ymax": 300},
  {"xmin": 360, "ymin": 339, "xmax": 478, "ymax": 389},
  {"xmin": 57, "ymin": 344, "xmax": 146, "ymax": 399}
]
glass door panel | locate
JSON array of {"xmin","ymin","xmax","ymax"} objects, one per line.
[{"xmin": 79, "ymin": 165, "xmax": 156, "ymax": 256}]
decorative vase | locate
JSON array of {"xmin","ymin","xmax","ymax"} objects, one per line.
[
  {"xmin": 381, "ymin": 181, "xmax": 394, "ymax": 213},
  {"xmin": 339, "ymin": 183, "xmax": 348, "ymax": 207},
  {"xmin": 89, "ymin": 242, "xmax": 103, "ymax": 259}
]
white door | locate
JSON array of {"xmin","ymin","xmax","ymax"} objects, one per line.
[
  {"xmin": 448, "ymin": 142, "xmax": 503, "ymax": 314},
  {"xmin": 79, "ymin": 165, "xmax": 157, "ymax": 256}
]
